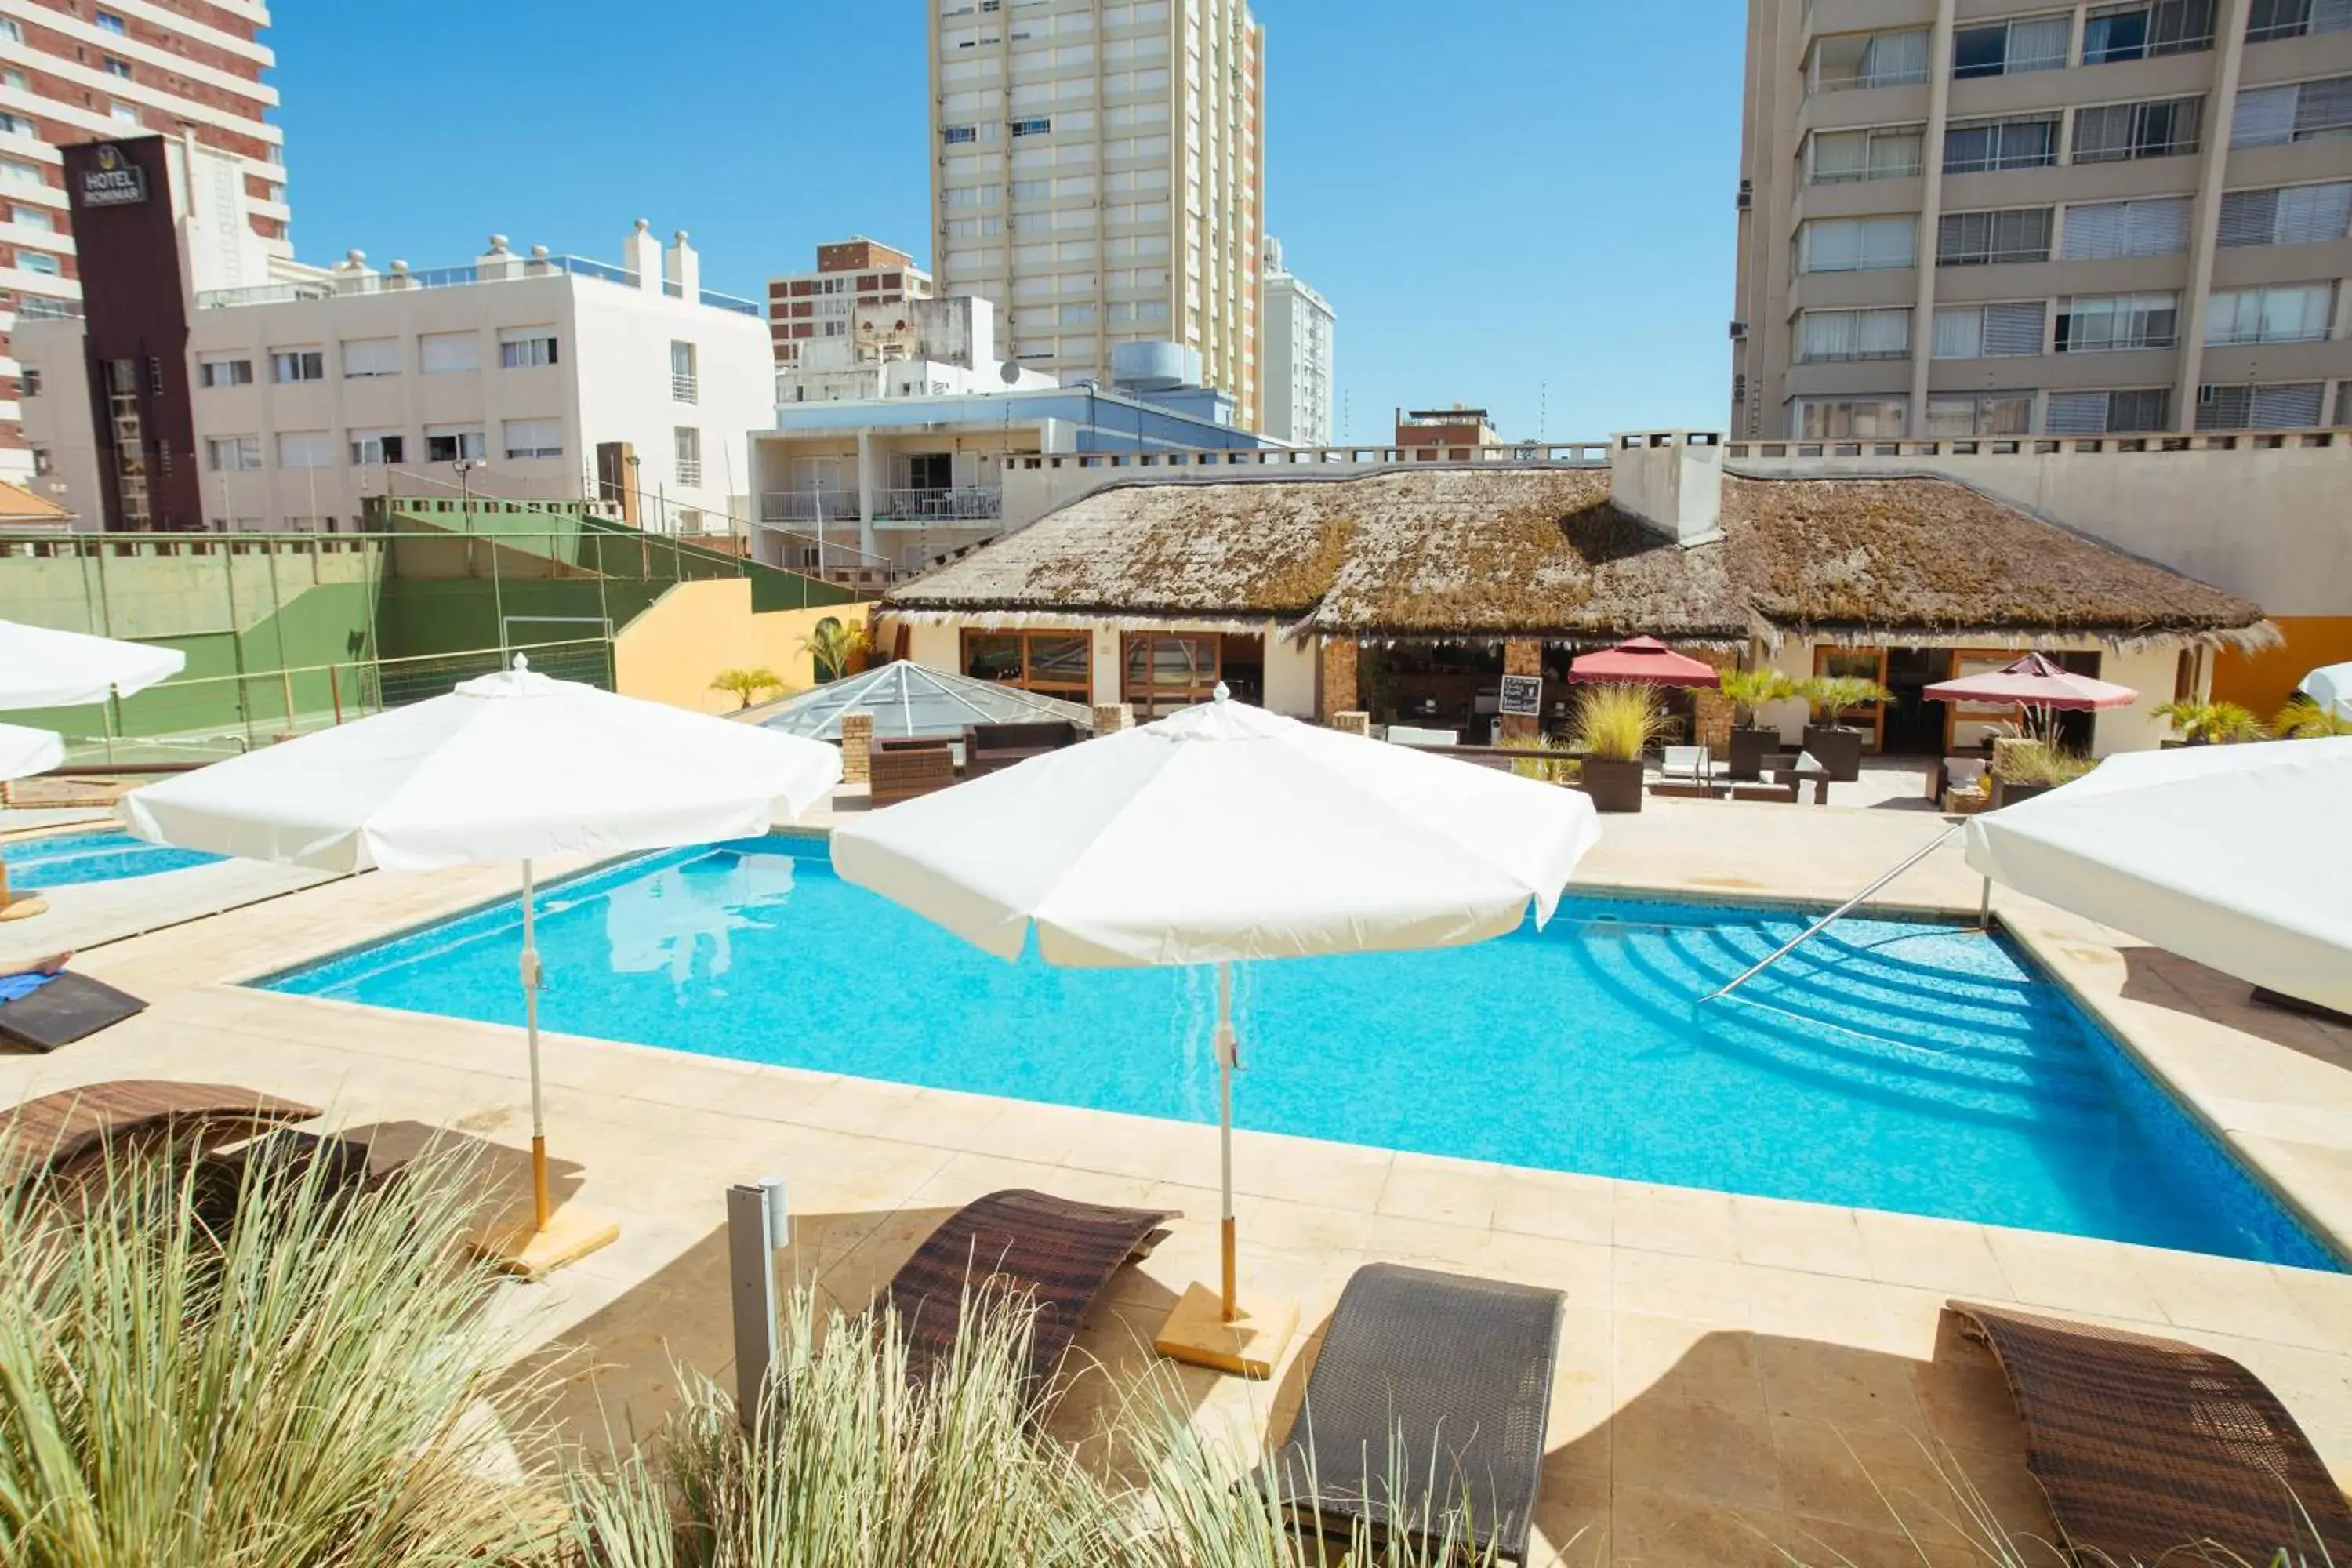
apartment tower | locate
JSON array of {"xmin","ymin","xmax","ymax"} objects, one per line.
[
  {"xmin": 766, "ymin": 237, "xmax": 935, "ymax": 368},
  {"xmin": 1260, "ymin": 234, "xmax": 1334, "ymax": 444},
  {"xmin": 0, "ymin": 0, "xmax": 288, "ymax": 483},
  {"xmin": 928, "ymin": 0, "xmax": 1265, "ymax": 429},
  {"xmin": 1733, "ymin": 0, "xmax": 2352, "ymax": 439}
]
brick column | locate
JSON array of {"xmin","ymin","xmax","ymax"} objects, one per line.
[
  {"xmin": 840, "ymin": 710, "xmax": 873, "ymax": 785},
  {"xmin": 1330, "ymin": 710, "xmax": 1370, "ymax": 736},
  {"xmin": 1091, "ymin": 702, "xmax": 1133, "ymax": 734},
  {"xmin": 1319, "ymin": 637, "xmax": 1359, "ymax": 722},
  {"xmin": 1690, "ymin": 648, "xmax": 1740, "ymax": 753},
  {"xmin": 1500, "ymin": 639, "xmax": 1544, "ymax": 742}
]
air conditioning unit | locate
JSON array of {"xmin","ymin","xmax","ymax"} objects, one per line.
[
  {"xmin": 1729, "ymin": 319, "xmax": 1749, "ymax": 341},
  {"xmin": 1737, "ymin": 179, "xmax": 1753, "ymax": 211}
]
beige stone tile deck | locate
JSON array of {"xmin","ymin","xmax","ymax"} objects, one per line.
[{"xmin": 2, "ymin": 800, "xmax": 2348, "ymax": 1566}]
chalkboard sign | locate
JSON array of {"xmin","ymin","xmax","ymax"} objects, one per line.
[{"xmin": 1498, "ymin": 673, "xmax": 1544, "ymax": 717}]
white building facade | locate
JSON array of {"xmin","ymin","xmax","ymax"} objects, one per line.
[
  {"xmin": 928, "ymin": 0, "xmax": 1265, "ymax": 428},
  {"xmin": 1259, "ymin": 236, "xmax": 1333, "ymax": 445},
  {"xmin": 767, "ymin": 236, "xmax": 934, "ymax": 369},
  {"xmin": 777, "ymin": 293, "xmax": 1058, "ymax": 405},
  {"xmin": 1, "ymin": 0, "xmax": 289, "ymax": 483},
  {"xmin": 18, "ymin": 221, "xmax": 774, "ymax": 533}
]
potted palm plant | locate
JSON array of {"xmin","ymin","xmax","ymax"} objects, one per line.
[
  {"xmin": 1991, "ymin": 738, "xmax": 2095, "ymax": 808},
  {"xmin": 1568, "ymin": 683, "xmax": 1668, "ymax": 813},
  {"xmin": 1796, "ymin": 674, "xmax": 1893, "ymax": 782},
  {"xmin": 2152, "ymin": 699, "xmax": 2266, "ymax": 746},
  {"xmin": 1719, "ymin": 668, "xmax": 1795, "ymax": 781}
]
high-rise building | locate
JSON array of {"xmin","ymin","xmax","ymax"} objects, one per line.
[
  {"xmin": 1259, "ymin": 235, "xmax": 1332, "ymax": 445},
  {"xmin": 0, "ymin": 1, "xmax": 289, "ymax": 483},
  {"xmin": 927, "ymin": 0, "xmax": 1264, "ymax": 429},
  {"xmin": 1733, "ymin": 0, "xmax": 2352, "ymax": 440},
  {"xmin": 766, "ymin": 238, "xmax": 934, "ymax": 369}
]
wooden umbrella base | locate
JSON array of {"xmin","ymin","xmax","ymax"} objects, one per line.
[
  {"xmin": 1154, "ymin": 1281, "xmax": 1298, "ymax": 1380},
  {"xmin": 469, "ymin": 1202, "xmax": 621, "ymax": 1280}
]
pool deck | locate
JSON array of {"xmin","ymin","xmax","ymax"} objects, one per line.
[{"xmin": 4, "ymin": 793, "xmax": 2350, "ymax": 1566}]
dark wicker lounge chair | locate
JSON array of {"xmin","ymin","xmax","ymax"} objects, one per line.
[
  {"xmin": 0, "ymin": 1079, "xmax": 321, "ymax": 1190},
  {"xmin": 1951, "ymin": 1301, "xmax": 2352, "ymax": 1563},
  {"xmin": 1267, "ymin": 1263, "xmax": 1565, "ymax": 1566},
  {"xmin": 0, "ymin": 971, "xmax": 147, "ymax": 1052},
  {"xmin": 884, "ymin": 1187, "xmax": 1177, "ymax": 1394},
  {"xmin": 868, "ymin": 742, "xmax": 956, "ymax": 807}
]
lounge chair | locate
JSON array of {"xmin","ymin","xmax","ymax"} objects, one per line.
[
  {"xmin": 884, "ymin": 1187, "xmax": 1178, "ymax": 1395},
  {"xmin": 1266, "ymin": 1263, "xmax": 1564, "ymax": 1566},
  {"xmin": 1661, "ymin": 745, "xmax": 1715, "ymax": 783},
  {"xmin": 0, "ymin": 1079, "xmax": 321, "ymax": 1191},
  {"xmin": 1949, "ymin": 1301, "xmax": 2352, "ymax": 1563},
  {"xmin": 1384, "ymin": 724, "xmax": 1460, "ymax": 749},
  {"xmin": 0, "ymin": 960, "xmax": 147, "ymax": 1052}
]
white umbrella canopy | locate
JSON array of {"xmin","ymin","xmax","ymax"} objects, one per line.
[
  {"xmin": 1966, "ymin": 736, "xmax": 2352, "ymax": 1013},
  {"xmin": 0, "ymin": 619, "xmax": 185, "ymax": 710},
  {"xmin": 2299, "ymin": 662, "xmax": 2352, "ymax": 720},
  {"xmin": 0, "ymin": 723, "xmax": 64, "ymax": 782},
  {"xmin": 832, "ymin": 690, "xmax": 1600, "ymax": 1372},
  {"xmin": 121, "ymin": 657, "xmax": 844, "ymax": 1266}
]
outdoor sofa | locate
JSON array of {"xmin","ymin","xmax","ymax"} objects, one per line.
[{"xmin": 962, "ymin": 720, "xmax": 1080, "ymax": 777}]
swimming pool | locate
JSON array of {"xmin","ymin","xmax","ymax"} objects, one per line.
[
  {"xmin": 261, "ymin": 835, "xmax": 2336, "ymax": 1269},
  {"xmin": 5, "ymin": 829, "xmax": 223, "ymax": 889}
]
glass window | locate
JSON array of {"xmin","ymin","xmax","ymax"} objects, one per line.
[
  {"xmin": 270, "ymin": 347, "xmax": 325, "ymax": 383},
  {"xmin": 1944, "ymin": 114, "xmax": 2061, "ymax": 172},
  {"xmin": 95, "ymin": 9, "xmax": 127, "ymax": 32},
  {"xmin": 1122, "ymin": 633, "xmax": 1218, "ymax": 717},
  {"xmin": 2061, "ymin": 196, "xmax": 2193, "ymax": 259},
  {"xmin": 2056, "ymin": 292, "xmax": 2180, "ymax": 351},
  {"xmin": 498, "ymin": 328, "xmax": 559, "ymax": 368},
  {"xmin": 341, "ymin": 337, "xmax": 401, "ymax": 377},
  {"xmin": 1936, "ymin": 208, "xmax": 2053, "ymax": 265},
  {"xmin": 964, "ymin": 630, "xmax": 1092, "ymax": 699},
  {"xmin": 2084, "ymin": 0, "xmax": 2216, "ymax": 60},
  {"xmin": 2248, "ymin": 0, "xmax": 2352, "ymax": 40},
  {"xmin": 1925, "ymin": 391, "xmax": 2035, "ymax": 436},
  {"xmin": 503, "ymin": 419, "xmax": 564, "ymax": 459},
  {"xmin": 1953, "ymin": 14, "xmax": 2071, "ymax": 77},
  {"xmin": 198, "ymin": 353, "xmax": 252, "ymax": 388},
  {"xmin": 17, "ymin": 249, "xmax": 58, "ymax": 275},
  {"xmin": 1792, "ymin": 398, "xmax": 1907, "ymax": 438},
  {"xmin": 2205, "ymin": 283, "xmax": 2335, "ymax": 343},
  {"xmin": 2074, "ymin": 96, "xmax": 2203, "ymax": 162},
  {"xmin": 1795, "ymin": 307, "xmax": 1911, "ymax": 361},
  {"xmin": 424, "ymin": 426, "xmax": 486, "ymax": 463},
  {"xmin": 1933, "ymin": 301, "xmax": 2047, "ymax": 358},
  {"xmin": 101, "ymin": 56, "xmax": 133, "ymax": 79},
  {"xmin": 1798, "ymin": 216, "xmax": 1915, "ymax": 272},
  {"xmin": 348, "ymin": 430, "xmax": 405, "ymax": 465},
  {"xmin": 2220, "ymin": 181, "xmax": 2352, "ymax": 245},
  {"xmin": 419, "ymin": 332, "xmax": 479, "ymax": 373},
  {"xmin": 2196, "ymin": 380, "xmax": 2325, "ymax": 429},
  {"xmin": 2047, "ymin": 387, "xmax": 2171, "ymax": 432},
  {"xmin": 1809, "ymin": 28, "xmax": 1931, "ymax": 91},
  {"xmin": 1807, "ymin": 125, "xmax": 1926, "ymax": 183},
  {"xmin": 673, "ymin": 426, "xmax": 702, "ymax": 486},
  {"xmin": 205, "ymin": 435, "xmax": 261, "ymax": 471}
]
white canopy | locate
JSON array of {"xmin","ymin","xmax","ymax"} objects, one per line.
[
  {"xmin": 1966, "ymin": 737, "xmax": 2352, "ymax": 1012},
  {"xmin": 832, "ymin": 690, "xmax": 1600, "ymax": 1370},
  {"xmin": 0, "ymin": 724, "xmax": 64, "ymax": 783},
  {"xmin": 0, "ymin": 619, "xmax": 185, "ymax": 710},
  {"xmin": 120, "ymin": 658, "xmax": 842, "ymax": 1265},
  {"xmin": 831, "ymin": 691, "xmax": 1602, "ymax": 967},
  {"xmin": 2299, "ymin": 662, "xmax": 2352, "ymax": 720},
  {"xmin": 121, "ymin": 660, "xmax": 842, "ymax": 872}
]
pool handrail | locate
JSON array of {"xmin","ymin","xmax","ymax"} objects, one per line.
[{"xmin": 1698, "ymin": 823, "xmax": 1966, "ymax": 1004}]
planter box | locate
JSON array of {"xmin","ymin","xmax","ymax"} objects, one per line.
[
  {"xmin": 1991, "ymin": 778, "xmax": 2057, "ymax": 809},
  {"xmin": 1726, "ymin": 726, "xmax": 1778, "ymax": 781},
  {"xmin": 1802, "ymin": 725, "xmax": 1866, "ymax": 782},
  {"xmin": 1578, "ymin": 756, "xmax": 1646, "ymax": 814}
]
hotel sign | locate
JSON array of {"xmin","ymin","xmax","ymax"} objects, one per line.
[{"xmin": 81, "ymin": 146, "xmax": 148, "ymax": 207}]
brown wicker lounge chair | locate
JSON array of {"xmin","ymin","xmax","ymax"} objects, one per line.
[
  {"xmin": 1950, "ymin": 1301, "xmax": 2352, "ymax": 1563},
  {"xmin": 869, "ymin": 742, "xmax": 956, "ymax": 808},
  {"xmin": 0, "ymin": 1079, "xmax": 321, "ymax": 1191},
  {"xmin": 884, "ymin": 1187, "xmax": 1177, "ymax": 1393},
  {"xmin": 1267, "ymin": 1263, "xmax": 1565, "ymax": 1567}
]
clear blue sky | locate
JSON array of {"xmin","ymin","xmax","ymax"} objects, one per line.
[{"xmin": 271, "ymin": 2, "xmax": 1745, "ymax": 441}]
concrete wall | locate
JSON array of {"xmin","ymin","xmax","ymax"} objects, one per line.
[
  {"xmin": 1265, "ymin": 631, "xmax": 1317, "ymax": 718},
  {"xmin": 612, "ymin": 576, "xmax": 872, "ymax": 715},
  {"xmin": 889, "ymin": 612, "xmax": 1315, "ymax": 717}
]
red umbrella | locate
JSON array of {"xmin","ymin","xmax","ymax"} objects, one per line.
[
  {"xmin": 1566, "ymin": 637, "xmax": 1722, "ymax": 689},
  {"xmin": 1923, "ymin": 652, "xmax": 2137, "ymax": 711}
]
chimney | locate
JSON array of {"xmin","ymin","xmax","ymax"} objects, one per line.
[
  {"xmin": 622, "ymin": 218, "xmax": 662, "ymax": 292},
  {"xmin": 665, "ymin": 229, "xmax": 699, "ymax": 300},
  {"xmin": 1607, "ymin": 430, "xmax": 1725, "ymax": 548}
]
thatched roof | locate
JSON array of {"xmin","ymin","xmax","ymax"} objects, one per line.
[{"xmin": 886, "ymin": 466, "xmax": 2270, "ymax": 648}]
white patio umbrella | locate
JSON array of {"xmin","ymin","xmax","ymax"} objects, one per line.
[
  {"xmin": 120, "ymin": 656, "xmax": 843, "ymax": 1269},
  {"xmin": 2299, "ymin": 661, "xmax": 2352, "ymax": 720},
  {"xmin": 1967, "ymin": 737, "xmax": 2352, "ymax": 1012},
  {"xmin": 0, "ymin": 619, "xmax": 185, "ymax": 710},
  {"xmin": 0, "ymin": 723, "xmax": 67, "ymax": 922},
  {"xmin": 831, "ymin": 688, "xmax": 1601, "ymax": 1374}
]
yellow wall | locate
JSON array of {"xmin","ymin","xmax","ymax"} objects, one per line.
[
  {"xmin": 612, "ymin": 577, "xmax": 873, "ymax": 716},
  {"xmin": 2212, "ymin": 616, "xmax": 2352, "ymax": 720}
]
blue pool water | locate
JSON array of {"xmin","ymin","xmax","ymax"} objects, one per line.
[
  {"xmin": 263, "ymin": 836, "xmax": 2336, "ymax": 1269},
  {"xmin": 8, "ymin": 829, "xmax": 223, "ymax": 889}
]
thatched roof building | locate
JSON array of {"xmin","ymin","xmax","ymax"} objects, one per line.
[{"xmin": 884, "ymin": 466, "xmax": 2270, "ymax": 650}]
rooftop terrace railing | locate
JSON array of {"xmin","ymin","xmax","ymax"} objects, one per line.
[
  {"xmin": 1006, "ymin": 440, "xmax": 1614, "ymax": 473},
  {"xmin": 193, "ymin": 254, "xmax": 764, "ymax": 314},
  {"xmin": 1725, "ymin": 427, "xmax": 2352, "ymax": 460}
]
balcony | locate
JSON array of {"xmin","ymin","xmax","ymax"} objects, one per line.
[
  {"xmin": 672, "ymin": 373, "xmax": 699, "ymax": 404},
  {"xmin": 875, "ymin": 485, "xmax": 1002, "ymax": 524},
  {"xmin": 760, "ymin": 489, "xmax": 862, "ymax": 524}
]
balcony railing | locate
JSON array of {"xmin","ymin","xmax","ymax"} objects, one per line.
[
  {"xmin": 876, "ymin": 485, "xmax": 1002, "ymax": 523},
  {"xmin": 671, "ymin": 373, "xmax": 699, "ymax": 404},
  {"xmin": 760, "ymin": 489, "xmax": 863, "ymax": 524},
  {"xmin": 15, "ymin": 296, "xmax": 84, "ymax": 321},
  {"xmin": 194, "ymin": 255, "xmax": 765, "ymax": 314}
]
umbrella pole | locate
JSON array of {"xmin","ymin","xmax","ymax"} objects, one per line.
[
  {"xmin": 1216, "ymin": 960, "xmax": 1238, "ymax": 1323},
  {"xmin": 522, "ymin": 858, "xmax": 550, "ymax": 1231}
]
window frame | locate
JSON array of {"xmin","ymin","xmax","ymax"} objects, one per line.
[
  {"xmin": 2055, "ymin": 292, "xmax": 2181, "ymax": 352},
  {"xmin": 2071, "ymin": 96, "xmax": 2204, "ymax": 162},
  {"xmin": 1935, "ymin": 207, "xmax": 2054, "ymax": 266},
  {"xmin": 269, "ymin": 347, "xmax": 325, "ymax": 384},
  {"xmin": 2203, "ymin": 281, "xmax": 2336, "ymax": 344},
  {"xmin": 1944, "ymin": 114, "xmax": 2063, "ymax": 173},
  {"xmin": 1952, "ymin": 13, "xmax": 2072, "ymax": 78},
  {"xmin": 1121, "ymin": 631, "xmax": 1221, "ymax": 718},
  {"xmin": 1806, "ymin": 123, "xmax": 1927, "ymax": 184},
  {"xmin": 497, "ymin": 329, "xmax": 560, "ymax": 370},
  {"xmin": 961, "ymin": 628, "xmax": 1094, "ymax": 702},
  {"xmin": 205, "ymin": 434, "xmax": 262, "ymax": 472}
]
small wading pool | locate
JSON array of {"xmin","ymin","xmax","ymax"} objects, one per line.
[
  {"xmin": 260, "ymin": 836, "xmax": 2337, "ymax": 1269},
  {"xmin": 5, "ymin": 829, "xmax": 223, "ymax": 890}
]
